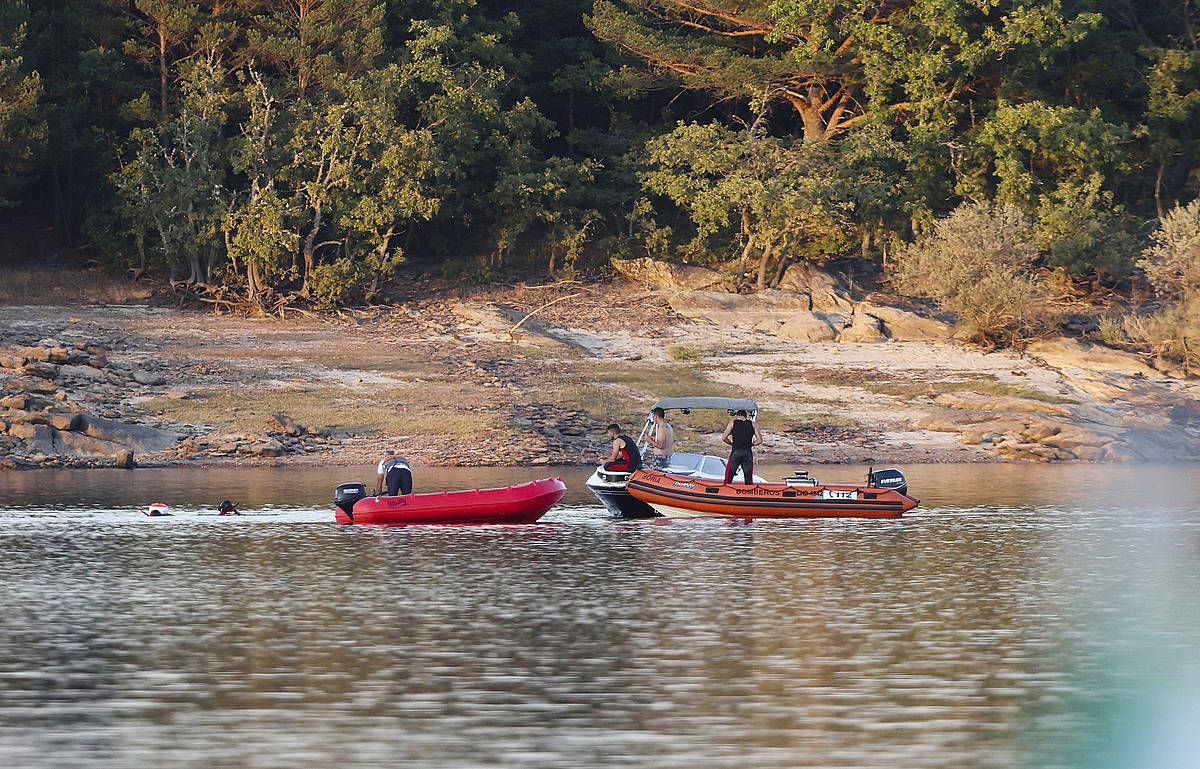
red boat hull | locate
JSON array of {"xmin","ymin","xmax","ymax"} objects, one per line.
[{"xmin": 334, "ymin": 477, "xmax": 567, "ymax": 525}]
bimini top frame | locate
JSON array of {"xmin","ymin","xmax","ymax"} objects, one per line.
[
  {"xmin": 636, "ymin": 397, "xmax": 759, "ymax": 447},
  {"xmin": 648, "ymin": 397, "xmax": 758, "ymax": 415}
]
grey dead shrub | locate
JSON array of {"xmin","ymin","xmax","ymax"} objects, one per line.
[
  {"xmin": 1127, "ymin": 200, "xmax": 1200, "ymax": 373},
  {"xmin": 1137, "ymin": 199, "xmax": 1200, "ymax": 300},
  {"xmin": 892, "ymin": 202, "xmax": 1047, "ymax": 343}
]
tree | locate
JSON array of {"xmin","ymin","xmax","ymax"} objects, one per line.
[
  {"xmin": 0, "ymin": 0, "xmax": 44, "ymax": 207},
  {"xmin": 641, "ymin": 122, "xmax": 845, "ymax": 288},
  {"xmin": 113, "ymin": 57, "xmax": 229, "ymax": 283}
]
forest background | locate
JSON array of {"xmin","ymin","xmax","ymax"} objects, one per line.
[{"xmin": 0, "ymin": 0, "xmax": 1198, "ymax": 353}]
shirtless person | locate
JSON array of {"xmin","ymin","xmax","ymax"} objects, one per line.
[
  {"xmin": 376, "ymin": 451, "xmax": 413, "ymax": 496},
  {"xmin": 644, "ymin": 407, "xmax": 674, "ymax": 469},
  {"xmin": 602, "ymin": 423, "xmax": 642, "ymax": 473}
]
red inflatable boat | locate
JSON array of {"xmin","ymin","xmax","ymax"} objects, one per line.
[{"xmin": 333, "ymin": 477, "xmax": 567, "ymax": 525}]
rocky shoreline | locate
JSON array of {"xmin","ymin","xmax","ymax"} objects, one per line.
[{"xmin": 2, "ymin": 268, "xmax": 1199, "ymax": 470}]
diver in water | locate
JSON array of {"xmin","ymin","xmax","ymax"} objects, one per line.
[{"xmin": 217, "ymin": 500, "xmax": 239, "ymax": 516}]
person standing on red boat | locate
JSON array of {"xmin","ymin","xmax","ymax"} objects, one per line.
[
  {"xmin": 376, "ymin": 451, "xmax": 413, "ymax": 496},
  {"xmin": 722, "ymin": 409, "xmax": 762, "ymax": 484},
  {"xmin": 602, "ymin": 423, "xmax": 642, "ymax": 472}
]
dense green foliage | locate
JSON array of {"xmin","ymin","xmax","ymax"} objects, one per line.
[{"xmin": 0, "ymin": 0, "xmax": 1198, "ymax": 304}]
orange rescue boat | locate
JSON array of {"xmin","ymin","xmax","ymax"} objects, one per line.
[{"xmin": 627, "ymin": 467, "xmax": 918, "ymax": 519}]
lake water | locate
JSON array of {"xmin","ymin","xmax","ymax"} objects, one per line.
[{"xmin": 1, "ymin": 463, "xmax": 1199, "ymax": 769}]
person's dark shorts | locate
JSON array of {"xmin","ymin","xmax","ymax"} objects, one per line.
[
  {"xmin": 386, "ymin": 465, "xmax": 413, "ymax": 496},
  {"xmin": 646, "ymin": 454, "xmax": 669, "ymax": 469}
]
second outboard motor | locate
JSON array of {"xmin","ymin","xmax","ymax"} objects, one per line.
[
  {"xmin": 868, "ymin": 468, "xmax": 908, "ymax": 497},
  {"xmin": 335, "ymin": 482, "xmax": 368, "ymax": 518}
]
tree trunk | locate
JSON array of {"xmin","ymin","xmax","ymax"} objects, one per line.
[
  {"xmin": 158, "ymin": 24, "xmax": 169, "ymax": 117},
  {"xmin": 783, "ymin": 93, "xmax": 827, "ymax": 142},
  {"xmin": 1155, "ymin": 161, "xmax": 1166, "ymax": 220},
  {"xmin": 301, "ymin": 206, "xmax": 323, "ymax": 293},
  {"xmin": 755, "ymin": 241, "xmax": 775, "ymax": 291},
  {"xmin": 770, "ymin": 241, "xmax": 793, "ymax": 288}
]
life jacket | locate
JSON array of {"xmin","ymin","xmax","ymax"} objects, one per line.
[
  {"xmin": 617, "ymin": 434, "xmax": 642, "ymax": 470},
  {"xmin": 731, "ymin": 419, "xmax": 756, "ymax": 451}
]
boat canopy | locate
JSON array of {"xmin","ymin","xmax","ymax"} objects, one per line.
[{"xmin": 649, "ymin": 397, "xmax": 758, "ymax": 413}]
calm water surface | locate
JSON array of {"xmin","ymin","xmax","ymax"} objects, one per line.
[{"xmin": 1, "ymin": 463, "xmax": 1199, "ymax": 769}]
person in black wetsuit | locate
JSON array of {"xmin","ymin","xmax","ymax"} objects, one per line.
[
  {"xmin": 722, "ymin": 409, "xmax": 762, "ymax": 484},
  {"xmin": 602, "ymin": 423, "xmax": 642, "ymax": 472}
]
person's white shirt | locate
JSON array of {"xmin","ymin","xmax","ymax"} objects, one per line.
[{"xmin": 377, "ymin": 455, "xmax": 410, "ymax": 475}]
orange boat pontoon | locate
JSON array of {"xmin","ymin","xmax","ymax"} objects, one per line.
[{"xmin": 626, "ymin": 468, "xmax": 918, "ymax": 519}]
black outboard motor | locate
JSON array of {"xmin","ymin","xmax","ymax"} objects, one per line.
[
  {"xmin": 867, "ymin": 468, "xmax": 908, "ymax": 497},
  {"xmin": 335, "ymin": 482, "xmax": 368, "ymax": 518}
]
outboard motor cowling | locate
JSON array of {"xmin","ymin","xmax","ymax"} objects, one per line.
[
  {"xmin": 335, "ymin": 482, "xmax": 368, "ymax": 517},
  {"xmin": 868, "ymin": 468, "xmax": 908, "ymax": 497}
]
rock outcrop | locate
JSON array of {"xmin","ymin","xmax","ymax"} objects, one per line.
[
  {"xmin": 773, "ymin": 312, "xmax": 840, "ymax": 342},
  {"xmin": 777, "ymin": 263, "xmax": 854, "ymax": 312},
  {"xmin": 612, "ymin": 258, "xmax": 731, "ymax": 292},
  {"xmin": 668, "ymin": 289, "xmax": 812, "ymax": 326},
  {"xmin": 837, "ymin": 312, "xmax": 888, "ymax": 344},
  {"xmin": 855, "ymin": 302, "xmax": 956, "ymax": 342},
  {"xmin": 0, "ymin": 338, "xmax": 184, "ymax": 468}
]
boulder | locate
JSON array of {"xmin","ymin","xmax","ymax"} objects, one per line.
[
  {"xmin": 4, "ymin": 376, "xmax": 56, "ymax": 394},
  {"xmin": 775, "ymin": 312, "xmax": 839, "ymax": 342},
  {"xmin": 611, "ymin": 258, "xmax": 730, "ymax": 292},
  {"xmin": 1027, "ymin": 338, "xmax": 1159, "ymax": 378},
  {"xmin": 668, "ymin": 289, "xmax": 811, "ymax": 326},
  {"xmin": 47, "ymin": 347, "xmax": 71, "ymax": 364},
  {"xmin": 247, "ymin": 438, "xmax": 284, "ymax": 457},
  {"xmin": 132, "ymin": 370, "xmax": 167, "ymax": 386},
  {"xmin": 46, "ymin": 413, "xmax": 82, "ymax": 431},
  {"xmin": 9, "ymin": 422, "xmax": 57, "ymax": 453},
  {"xmin": 272, "ymin": 414, "xmax": 302, "ymax": 436},
  {"xmin": 837, "ymin": 313, "xmax": 887, "ymax": 344},
  {"xmin": 0, "ymin": 353, "xmax": 25, "ymax": 369},
  {"xmin": 80, "ymin": 415, "xmax": 183, "ymax": 453},
  {"xmin": 0, "ymin": 394, "xmax": 28, "ymax": 410},
  {"xmin": 857, "ymin": 302, "xmax": 956, "ymax": 341},
  {"xmin": 18, "ymin": 346, "xmax": 52, "ymax": 362},
  {"xmin": 57, "ymin": 364, "xmax": 109, "ymax": 382},
  {"xmin": 22, "ymin": 362, "xmax": 59, "ymax": 380},
  {"xmin": 54, "ymin": 429, "xmax": 132, "ymax": 459},
  {"xmin": 777, "ymin": 262, "xmax": 854, "ymax": 312},
  {"xmin": 114, "ymin": 449, "xmax": 135, "ymax": 469}
]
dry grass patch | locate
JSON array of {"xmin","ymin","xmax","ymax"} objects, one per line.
[
  {"xmin": 797, "ymin": 367, "xmax": 1076, "ymax": 404},
  {"xmin": 145, "ymin": 381, "xmax": 505, "ymax": 441},
  {"xmin": 0, "ymin": 268, "xmax": 153, "ymax": 305}
]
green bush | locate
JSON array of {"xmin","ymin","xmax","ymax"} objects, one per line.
[
  {"xmin": 891, "ymin": 201, "xmax": 1048, "ymax": 343},
  {"xmin": 306, "ymin": 258, "xmax": 362, "ymax": 310}
]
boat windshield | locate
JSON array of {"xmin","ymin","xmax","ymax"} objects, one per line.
[{"xmin": 664, "ymin": 452, "xmax": 705, "ymax": 473}]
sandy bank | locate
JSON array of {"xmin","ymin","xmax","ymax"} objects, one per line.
[{"xmin": 2, "ymin": 280, "xmax": 1198, "ymax": 469}]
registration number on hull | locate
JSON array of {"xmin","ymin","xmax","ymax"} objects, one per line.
[{"xmin": 821, "ymin": 489, "xmax": 857, "ymax": 500}]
